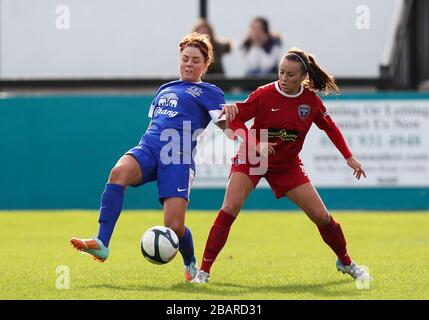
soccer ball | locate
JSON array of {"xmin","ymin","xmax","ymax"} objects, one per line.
[{"xmin": 140, "ymin": 226, "xmax": 179, "ymax": 264}]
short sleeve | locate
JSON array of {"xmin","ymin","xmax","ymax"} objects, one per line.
[
  {"xmin": 148, "ymin": 102, "xmax": 155, "ymax": 118},
  {"xmin": 199, "ymin": 85, "xmax": 226, "ymax": 123},
  {"xmin": 147, "ymin": 85, "xmax": 163, "ymax": 119}
]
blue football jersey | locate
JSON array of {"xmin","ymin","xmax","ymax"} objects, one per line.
[{"xmin": 139, "ymin": 80, "xmax": 225, "ymax": 167}]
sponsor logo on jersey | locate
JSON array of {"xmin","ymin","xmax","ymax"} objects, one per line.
[
  {"xmin": 153, "ymin": 107, "xmax": 179, "ymax": 118},
  {"xmin": 298, "ymin": 104, "xmax": 311, "ymax": 120},
  {"xmin": 158, "ymin": 93, "xmax": 179, "ymax": 108},
  {"xmin": 268, "ymin": 128, "xmax": 299, "ymax": 142}
]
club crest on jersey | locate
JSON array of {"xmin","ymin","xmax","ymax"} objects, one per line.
[
  {"xmin": 158, "ymin": 93, "xmax": 179, "ymax": 108},
  {"xmin": 186, "ymin": 86, "xmax": 203, "ymax": 97},
  {"xmin": 298, "ymin": 104, "xmax": 311, "ymax": 120}
]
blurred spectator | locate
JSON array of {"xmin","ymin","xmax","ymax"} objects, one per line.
[
  {"xmin": 192, "ymin": 18, "xmax": 232, "ymax": 75},
  {"xmin": 242, "ymin": 17, "xmax": 283, "ymax": 76}
]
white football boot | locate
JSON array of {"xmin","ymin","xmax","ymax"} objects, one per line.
[
  {"xmin": 191, "ymin": 270, "xmax": 210, "ymax": 284},
  {"xmin": 336, "ymin": 260, "xmax": 373, "ymax": 281}
]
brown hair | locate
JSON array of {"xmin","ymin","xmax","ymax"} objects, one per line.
[
  {"xmin": 242, "ymin": 16, "xmax": 273, "ymax": 52},
  {"xmin": 179, "ymin": 32, "xmax": 214, "ymax": 67},
  {"xmin": 192, "ymin": 19, "xmax": 215, "ymax": 45},
  {"xmin": 285, "ymin": 47, "xmax": 340, "ymax": 94}
]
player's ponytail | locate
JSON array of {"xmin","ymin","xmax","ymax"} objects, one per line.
[{"xmin": 286, "ymin": 47, "xmax": 339, "ymax": 95}]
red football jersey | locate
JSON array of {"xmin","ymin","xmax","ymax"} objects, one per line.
[{"xmin": 234, "ymin": 81, "xmax": 333, "ymax": 169}]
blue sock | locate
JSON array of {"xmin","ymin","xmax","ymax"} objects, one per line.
[
  {"xmin": 179, "ymin": 227, "xmax": 196, "ymax": 266},
  {"xmin": 97, "ymin": 183, "xmax": 125, "ymax": 247}
]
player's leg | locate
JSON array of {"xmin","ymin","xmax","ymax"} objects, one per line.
[
  {"xmin": 97, "ymin": 154, "xmax": 143, "ymax": 246},
  {"xmin": 285, "ymin": 182, "xmax": 352, "ymax": 264},
  {"xmin": 285, "ymin": 182, "xmax": 331, "ymax": 224},
  {"xmin": 71, "ymin": 154, "xmax": 143, "ymax": 261},
  {"xmin": 157, "ymin": 164, "xmax": 199, "ymax": 281},
  {"xmin": 194, "ymin": 172, "xmax": 255, "ymax": 283},
  {"xmin": 266, "ymin": 164, "xmax": 351, "ymax": 266},
  {"xmin": 285, "ymin": 182, "xmax": 371, "ymax": 280},
  {"xmin": 163, "ymin": 197, "xmax": 197, "ymax": 281}
]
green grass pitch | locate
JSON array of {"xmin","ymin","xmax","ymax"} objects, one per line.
[{"xmin": 0, "ymin": 210, "xmax": 428, "ymax": 300}]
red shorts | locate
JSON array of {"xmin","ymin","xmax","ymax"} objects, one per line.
[{"xmin": 230, "ymin": 159, "xmax": 310, "ymax": 199}]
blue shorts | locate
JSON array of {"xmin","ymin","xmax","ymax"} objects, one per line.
[{"xmin": 126, "ymin": 144, "xmax": 195, "ymax": 204}]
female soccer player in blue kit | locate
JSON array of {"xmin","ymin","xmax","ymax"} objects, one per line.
[{"xmin": 71, "ymin": 33, "xmax": 227, "ymax": 282}]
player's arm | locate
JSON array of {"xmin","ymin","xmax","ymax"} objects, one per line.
[
  {"xmin": 224, "ymin": 113, "xmax": 276, "ymax": 156},
  {"xmin": 146, "ymin": 86, "xmax": 163, "ymax": 131},
  {"xmin": 211, "ymin": 89, "xmax": 257, "ymax": 138},
  {"xmin": 212, "ymin": 105, "xmax": 234, "ymax": 139},
  {"xmin": 218, "ymin": 87, "xmax": 261, "ymax": 135},
  {"xmin": 147, "ymin": 103, "xmax": 155, "ymax": 131},
  {"xmin": 204, "ymin": 88, "xmax": 233, "ymax": 135},
  {"xmin": 314, "ymin": 103, "xmax": 366, "ymax": 180},
  {"xmin": 218, "ymin": 90, "xmax": 276, "ymax": 156},
  {"xmin": 209, "ymin": 109, "xmax": 229, "ymax": 137},
  {"xmin": 213, "ymin": 110, "xmax": 247, "ymax": 142},
  {"xmin": 214, "ymin": 118, "xmax": 227, "ymax": 130}
]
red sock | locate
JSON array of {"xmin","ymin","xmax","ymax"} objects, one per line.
[
  {"xmin": 317, "ymin": 216, "xmax": 352, "ymax": 266},
  {"xmin": 200, "ymin": 209, "xmax": 236, "ymax": 273}
]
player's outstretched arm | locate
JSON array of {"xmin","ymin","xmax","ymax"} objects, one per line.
[
  {"xmin": 215, "ymin": 103, "xmax": 239, "ymax": 139},
  {"xmin": 346, "ymin": 156, "xmax": 366, "ymax": 180},
  {"xmin": 218, "ymin": 103, "xmax": 239, "ymax": 122},
  {"xmin": 215, "ymin": 120, "xmax": 234, "ymax": 140},
  {"xmin": 318, "ymin": 116, "xmax": 366, "ymax": 180}
]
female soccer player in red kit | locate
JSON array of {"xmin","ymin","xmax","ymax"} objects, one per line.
[{"xmin": 192, "ymin": 47, "xmax": 372, "ymax": 283}]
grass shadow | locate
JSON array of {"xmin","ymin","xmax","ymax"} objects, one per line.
[
  {"xmin": 84, "ymin": 278, "xmax": 363, "ymax": 299},
  {"xmin": 210, "ymin": 279, "xmax": 362, "ymax": 298},
  {"xmin": 83, "ymin": 283, "xmax": 171, "ymax": 293}
]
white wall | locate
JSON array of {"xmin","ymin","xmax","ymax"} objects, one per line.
[
  {"xmin": 0, "ymin": 0, "xmax": 198, "ymax": 78},
  {"xmin": 0, "ymin": 0, "xmax": 401, "ymax": 79}
]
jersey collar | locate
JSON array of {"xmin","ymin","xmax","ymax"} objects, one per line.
[{"xmin": 275, "ymin": 81, "xmax": 304, "ymax": 98}]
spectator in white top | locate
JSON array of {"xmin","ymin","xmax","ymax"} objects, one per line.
[{"xmin": 242, "ymin": 17, "xmax": 283, "ymax": 76}]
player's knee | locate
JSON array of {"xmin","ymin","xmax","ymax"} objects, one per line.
[
  {"xmin": 108, "ymin": 165, "xmax": 129, "ymax": 185},
  {"xmin": 221, "ymin": 203, "xmax": 241, "ymax": 217},
  {"xmin": 315, "ymin": 213, "xmax": 331, "ymax": 226},
  {"xmin": 166, "ymin": 223, "xmax": 185, "ymax": 238}
]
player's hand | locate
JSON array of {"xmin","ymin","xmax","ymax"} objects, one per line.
[
  {"xmin": 256, "ymin": 142, "xmax": 277, "ymax": 157},
  {"xmin": 219, "ymin": 104, "xmax": 239, "ymax": 121},
  {"xmin": 346, "ymin": 156, "xmax": 366, "ymax": 180}
]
